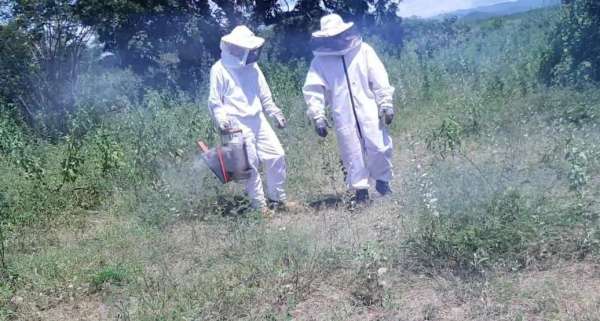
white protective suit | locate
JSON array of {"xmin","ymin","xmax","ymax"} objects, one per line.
[
  {"xmin": 208, "ymin": 26, "xmax": 287, "ymax": 208},
  {"xmin": 303, "ymin": 22, "xmax": 395, "ymax": 191}
]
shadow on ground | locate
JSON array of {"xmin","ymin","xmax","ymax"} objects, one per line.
[{"xmin": 308, "ymin": 194, "xmax": 346, "ymax": 211}]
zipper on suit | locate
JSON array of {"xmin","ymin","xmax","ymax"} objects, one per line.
[{"xmin": 341, "ymin": 55, "xmax": 364, "ymax": 141}]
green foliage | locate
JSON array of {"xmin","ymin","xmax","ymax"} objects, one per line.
[
  {"xmin": 565, "ymin": 140, "xmax": 589, "ymax": 196},
  {"xmin": 92, "ymin": 129, "xmax": 125, "ymax": 176},
  {"xmin": 426, "ymin": 117, "xmax": 464, "ymax": 159},
  {"xmin": 540, "ymin": 0, "xmax": 600, "ymax": 85},
  {"xmin": 0, "ymin": 6, "xmax": 600, "ymax": 319},
  {"xmin": 73, "ymin": 0, "xmax": 404, "ymax": 85},
  {"xmin": 0, "ymin": 104, "xmax": 27, "ymax": 157},
  {"xmin": 408, "ymin": 190, "xmax": 540, "ymax": 272},
  {"xmin": 91, "ymin": 264, "xmax": 131, "ymax": 289},
  {"xmin": 59, "ymin": 136, "xmax": 85, "ymax": 186},
  {"xmin": 352, "ymin": 242, "xmax": 386, "ymax": 307},
  {"xmin": 3, "ymin": 0, "xmax": 94, "ymax": 136},
  {"xmin": 0, "ymin": 23, "xmax": 34, "ymax": 121},
  {"xmin": 403, "ymin": 17, "xmax": 469, "ymax": 60},
  {"xmin": 0, "ymin": 281, "xmax": 14, "ymax": 321},
  {"xmin": 0, "ymin": 192, "xmax": 8, "ymax": 274}
]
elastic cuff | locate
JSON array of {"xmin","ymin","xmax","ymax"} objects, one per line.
[{"xmin": 350, "ymin": 180, "xmax": 370, "ymax": 190}]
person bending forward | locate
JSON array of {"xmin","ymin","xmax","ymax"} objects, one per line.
[{"xmin": 208, "ymin": 25, "xmax": 292, "ymax": 213}]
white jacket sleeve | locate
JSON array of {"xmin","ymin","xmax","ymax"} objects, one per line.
[
  {"xmin": 366, "ymin": 45, "xmax": 395, "ymax": 109},
  {"xmin": 257, "ymin": 67, "xmax": 282, "ymax": 117},
  {"xmin": 303, "ymin": 60, "xmax": 327, "ymax": 120},
  {"xmin": 207, "ymin": 65, "xmax": 229, "ymax": 126}
]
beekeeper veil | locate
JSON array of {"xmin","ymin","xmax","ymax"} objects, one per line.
[
  {"xmin": 311, "ymin": 14, "xmax": 362, "ymax": 56},
  {"xmin": 220, "ymin": 25, "xmax": 265, "ymax": 67}
]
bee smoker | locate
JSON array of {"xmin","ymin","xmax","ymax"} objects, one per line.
[{"xmin": 197, "ymin": 128, "xmax": 252, "ymax": 184}]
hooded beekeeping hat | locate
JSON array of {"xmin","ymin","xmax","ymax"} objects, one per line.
[
  {"xmin": 312, "ymin": 14, "xmax": 354, "ymax": 38},
  {"xmin": 220, "ymin": 25, "xmax": 265, "ymax": 67},
  {"xmin": 221, "ymin": 25, "xmax": 265, "ymax": 50},
  {"xmin": 310, "ymin": 14, "xmax": 362, "ymax": 56}
]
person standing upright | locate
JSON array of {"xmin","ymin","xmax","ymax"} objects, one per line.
[{"xmin": 303, "ymin": 14, "xmax": 396, "ymax": 204}]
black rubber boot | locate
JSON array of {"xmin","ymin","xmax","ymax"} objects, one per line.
[
  {"xmin": 375, "ymin": 180, "xmax": 392, "ymax": 196},
  {"xmin": 355, "ymin": 189, "xmax": 370, "ymax": 204},
  {"xmin": 268, "ymin": 199, "xmax": 301, "ymax": 212},
  {"xmin": 267, "ymin": 199, "xmax": 284, "ymax": 211}
]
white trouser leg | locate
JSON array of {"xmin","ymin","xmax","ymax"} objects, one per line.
[
  {"xmin": 254, "ymin": 113, "xmax": 287, "ymax": 202},
  {"xmin": 262, "ymin": 157, "xmax": 287, "ymax": 202},
  {"xmin": 336, "ymin": 126, "xmax": 370, "ymax": 190},
  {"xmin": 365, "ymin": 129, "xmax": 393, "ymax": 182},
  {"xmin": 236, "ymin": 113, "xmax": 286, "ymax": 207},
  {"xmin": 243, "ymin": 135, "xmax": 267, "ymax": 209}
]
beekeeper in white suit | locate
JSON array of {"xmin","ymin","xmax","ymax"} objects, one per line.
[
  {"xmin": 208, "ymin": 25, "xmax": 291, "ymax": 213},
  {"xmin": 303, "ymin": 14, "xmax": 396, "ymax": 204}
]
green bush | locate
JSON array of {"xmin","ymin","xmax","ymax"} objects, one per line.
[{"xmin": 407, "ymin": 190, "xmax": 540, "ymax": 272}]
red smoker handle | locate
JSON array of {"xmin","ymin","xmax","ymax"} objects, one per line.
[{"xmin": 197, "ymin": 141, "xmax": 210, "ymax": 153}]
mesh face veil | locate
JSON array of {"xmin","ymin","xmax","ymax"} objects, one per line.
[
  {"xmin": 245, "ymin": 46, "xmax": 263, "ymax": 65},
  {"xmin": 222, "ymin": 41, "xmax": 263, "ymax": 66},
  {"xmin": 311, "ymin": 26, "xmax": 362, "ymax": 56}
]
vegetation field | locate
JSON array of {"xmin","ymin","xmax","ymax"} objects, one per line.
[{"xmin": 1, "ymin": 1, "xmax": 599, "ymax": 320}]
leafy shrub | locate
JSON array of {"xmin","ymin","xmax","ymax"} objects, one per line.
[
  {"xmin": 426, "ymin": 117, "xmax": 464, "ymax": 159},
  {"xmin": 0, "ymin": 104, "xmax": 28, "ymax": 157},
  {"xmin": 407, "ymin": 190, "xmax": 539, "ymax": 273}
]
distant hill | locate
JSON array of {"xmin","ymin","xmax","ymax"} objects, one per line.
[{"xmin": 435, "ymin": 0, "xmax": 561, "ymax": 21}]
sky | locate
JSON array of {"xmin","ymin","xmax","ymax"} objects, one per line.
[{"xmin": 397, "ymin": 0, "xmax": 516, "ymax": 18}]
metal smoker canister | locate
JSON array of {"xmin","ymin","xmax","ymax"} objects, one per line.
[{"xmin": 197, "ymin": 128, "xmax": 252, "ymax": 184}]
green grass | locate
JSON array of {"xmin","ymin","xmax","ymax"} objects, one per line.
[{"xmin": 91, "ymin": 265, "xmax": 131, "ymax": 289}]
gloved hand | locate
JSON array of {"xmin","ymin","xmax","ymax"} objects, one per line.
[
  {"xmin": 273, "ymin": 112, "xmax": 287, "ymax": 129},
  {"xmin": 379, "ymin": 105, "xmax": 394, "ymax": 126},
  {"xmin": 314, "ymin": 117, "xmax": 328, "ymax": 138}
]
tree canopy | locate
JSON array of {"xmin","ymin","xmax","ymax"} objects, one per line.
[
  {"xmin": 540, "ymin": 0, "xmax": 600, "ymax": 85},
  {"xmin": 70, "ymin": 0, "xmax": 403, "ymax": 89}
]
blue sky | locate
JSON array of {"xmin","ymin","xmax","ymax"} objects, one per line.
[{"xmin": 397, "ymin": 0, "xmax": 516, "ymax": 17}]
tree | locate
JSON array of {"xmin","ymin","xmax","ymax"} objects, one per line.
[
  {"xmin": 270, "ymin": 0, "xmax": 403, "ymax": 60},
  {"xmin": 75, "ymin": 0, "xmax": 274, "ymax": 90},
  {"xmin": 372, "ymin": 0, "xmax": 403, "ymax": 46},
  {"xmin": 267, "ymin": 0, "xmax": 325, "ymax": 60},
  {"xmin": 7, "ymin": 0, "xmax": 93, "ymax": 135},
  {"xmin": 0, "ymin": 23, "xmax": 36, "ymax": 125},
  {"xmin": 540, "ymin": 0, "xmax": 600, "ymax": 85},
  {"xmin": 73, "ymin": 0, "xmax": 405, "ymax": 88}
]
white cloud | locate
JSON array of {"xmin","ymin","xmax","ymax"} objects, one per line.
[{"xmin": 397, "ymin": 0, "xmax": 515, "ymax": 18}]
